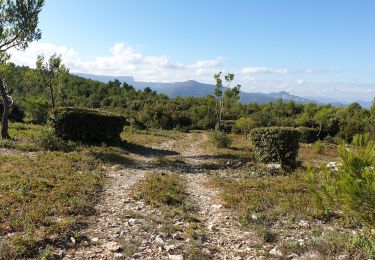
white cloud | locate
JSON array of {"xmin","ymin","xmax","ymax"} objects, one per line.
[
  {"xmin": 240, "ymin": 66, "xmax": 288, "ymax": 75},
  {"xmin": 9, "ymin": 41, "xmax": 224, "ymax": 83}
]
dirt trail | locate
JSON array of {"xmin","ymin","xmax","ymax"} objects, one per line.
[
  {"xmin": 63, "ymin": 167, "xmax": 147, "ymax": 259},
  {"xmin": 63, "ymin": 132, "xmax": 262, "ymax": 259},
  {"xmin": 180, "ymin": 133, "xmax": 262, "ymax": 259}
]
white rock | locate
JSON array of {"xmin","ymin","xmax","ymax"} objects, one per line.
[
  {"xmin": 251, "ymin": 214, "xmax": 258, "ymax": 220},
  {"xmin": 91, "ymin": 237, "xmax": 99, "ymax": 243},
  {"xmin": 165, "ymin": 244, "xmax": 177, "ymax": 252},
  {"xmin": 128, "ymin": 218, "xmax": 140, "ymax": 225},
  {"xmin": 288, "ymin": 253, "xmax": 298, "ymax": 259},
  {"xmin": 106, "ymin": 241, "xmax": 122, "ymax": 252},
  {"xmin": 269, "ymin": 246, "xmax": 283, "ymax": 256},
  {"xmin": 70, "ymin": 237, "xmax": 76, "ymax": 244},
  {"xmin": 267, "ymin": 163, "xmax": 281, "ymax": 169},
  {"xmin": 211, "ymin": 204, "xmax": 223, "ymax": 210},
  {"xmin": 207, "ymin": 223, "xmax": 216, "ymax": 231},
  {"xmin": 114, "ymin": 252, "xmax": 124, "ymax": 259},
  {"xmin": 155, "ymin": 235, "xmax": 164, "ymax": 244},
  {"xmin": 298, "ymin": 220, "xmax": 309, "ymax": 227},
  {"xmin": 168, "ymin": 254, "xmax": 184, "ymax": 260},
  {"xmin": 326, "ymin": 161, "xmax": 341, "ymax": 171}
]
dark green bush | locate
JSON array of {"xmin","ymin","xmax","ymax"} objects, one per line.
[
  {"xmin": 218, "ymin": 120, "xmax": 234, "ymax": 133},
  {"xmin": 49, "ymin": 107, "xmax": 126, "ymax": 144},
  {"xmin": 0, "ymin": 103, "xmax": 25, "ymax": 122},
  {"xmin": 297, "ymin": 127, "xmax": 319, "ymax": 143},
  {"xmin": 128, "ymin": 118, "xmax": 147, "ymax": 130},
  {"xmin": 210, "ymin": 130, "xmax": 231, "ymax": 148},
  {"xmin": 250, "ymin": 127, "xmax": 300, "ymax": 168}
]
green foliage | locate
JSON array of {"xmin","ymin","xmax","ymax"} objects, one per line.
[
  {"xmin": 36, "ymin": 54, "xmax": 69, "ymax": 107},
  {"xmin": 213, "ymin": 72, "xmax": 241, "ymax": 129},
  {"xmin": 336, "ymin": 103, "xmax": 369, "ymax": 142},
  {"xmin": 297, "ymin": 127, "xmax": 319, "ymax": 143},
  {"xmin": 234, "ymin": 117, "xmax": 254, "ymax": 137},
  {"xmin": 49, "ymin": 107, "xmax": 126, "ymax": 144},
  {"xmin": 210, "ymin": 130, "xmax": 231, "ymax": 148},
  {"xmin": 33, "ymin": 127, "xmax": 74, "ymax": 151},
  {"xmin": 1, "ymin": 62, "xmax": 373, "ymax": 142},
  {"xmin": 309, "ymin": 138, "xmax": 375, "ymax": 226},
  {"xmin": 312, "ymin": 140, "xmax": 324, "ymax": 154},
  {"xmin": 24, "ymin": 96, "xmax": 49, "ymax": 124},
  {"xmin": 352, "ymin": 133, "xmax": 369, "ymax": 147},
  {"xmin": 250, "ymin": 127, "xmax": 300, "ymax": 168},
  {"xmin": 0, "ymin": 0, "xmax": 44, "ymax": 52}
]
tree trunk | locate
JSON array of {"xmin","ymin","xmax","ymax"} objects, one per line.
[
  {"xmin": 0, "ymin": 78, "xmax": 10, "ymax": 139},
  {"xmin": 49, "ymin": 84, "xmax": 55, "ymax": 107}
]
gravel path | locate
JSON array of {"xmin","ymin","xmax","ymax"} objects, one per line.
[{"xmin": 62, "ymin": 132, "xmax": 263, "ymax": 259}]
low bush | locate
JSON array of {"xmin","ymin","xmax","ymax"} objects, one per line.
[
  {"xmin": 33, "ymin": 127, "xmax": 75, "ymax": 151},
  {"xmin": 297, "ymin": 127, "xmax": 319, "ymax": 143},
  {"xmin": 49, "ymin": 107, "xmax": 126, "ymax": 144},
  {"xmin": 210, "ymin": 130, "xmax": 231, "ymax": 148},
  {"xmin": 312, "ymin": 140, "xmax": 324, "ymax": 154},
  {"xmin": 309, "ymin": 137, "xmax": 375, "ymax": 226},
  {"xmin": 250, "ymin": 127, "xmax": 300, "ymax": 168},
  {"xmin": 134, "ymin": 173, "xmax": 186, "ymax": 206}
]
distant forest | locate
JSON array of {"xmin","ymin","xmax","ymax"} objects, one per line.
[{"xmin": 3, "ymin": 62, "xmax": 375, "ymax": 142}]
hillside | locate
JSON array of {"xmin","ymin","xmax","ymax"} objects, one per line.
[{"xmin": 76, "ymin": 73, "xmax": 315, "ymax": 104}]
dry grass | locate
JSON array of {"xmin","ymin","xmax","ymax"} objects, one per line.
[
  {"xmin": 208, "ymin": 135, "xmax": 374, "ymax": 258},
  {"xmin": 0, "ymin": 150, "xmax": 102, "ymax": 258},
  {"xmin": 134, "ymin": 173, "xmax": 187, "ymax": 207},
  {"xmin": 121, "ymin": 128, "xmax": 182, "ymax": 147}
]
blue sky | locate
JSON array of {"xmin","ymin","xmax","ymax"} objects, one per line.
[{"xmin": 9, "ymin": 0, "xmax": 375, "ymax": 102}]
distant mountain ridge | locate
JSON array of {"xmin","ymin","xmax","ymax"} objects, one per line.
[{"xmin": 75, "ymin": 73, "xmax": 369, "ymax": 107}]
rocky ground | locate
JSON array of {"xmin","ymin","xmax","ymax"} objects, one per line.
[
  {"xmin": 57, "ymin": 132, "xmax": 269, "ymax": 259},
  {"xmin": 55, "ymin": 132, "xmax": 354, "ymax": 260}
]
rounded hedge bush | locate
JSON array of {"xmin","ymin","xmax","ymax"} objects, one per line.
[
  {"xmin": 250, "ymin": 127, "xmax": 300, "ymax": 168},
  {"xmin": 297, "ymin": 127, "xmax": 319, "ymax": 143},
  {"xmin": 49, "ymin": 107, "xmax": 126, "ymax": 144}
]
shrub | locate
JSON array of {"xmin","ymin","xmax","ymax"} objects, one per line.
[
  {"xmin": 219, "ymin": 120, "xmax": 234, "ymax": 133},
  {"xmin": 352, "ymin": 133, "xmax": 369, "ymax": 147},
  {"xmin": 312, "ymin": 141, "xmax": 324, "ymax": 154},
  {"xmin": 210, "ymin": 130, "xmax": 231, "ymax": 148},
  {"xmin": 33, "ymin": 127, "xmax": 74, "ymax": 151},
  {"xmin": 49, "ymin": 107, "xmax": 126, "ymax": 144},
  {"xmin": 297, "ymin": 127, "xmax": 319, "ymax": 143},
  {"xmin": 250, "ymin": 127, "xmax": 300, "ymax": 168},
  {"xmin": 309, "ymin": 138, "xmax": 375, "ymax": 226},
  {"xmin": 134, "ymin": 173, "xmax": 186, "ymax": 206},
  {"xmin": 24, "ymin": 97, "xmax": 49, "ymax": 124},
  {"xmin": 128, "ymin": 118, "xmax": 147, "ymax": 130},
  {"xmin": 234, "ymin": 117, "xmax": 254, "ymax": 138},
  {"xmin": 0, "ymin": 103, "xmax": 25, "ymax": 122}
]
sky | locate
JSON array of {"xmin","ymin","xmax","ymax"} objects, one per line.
[{"xmin": 8, "ymin": 0, "xmax": 375, "ymax": 102}]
